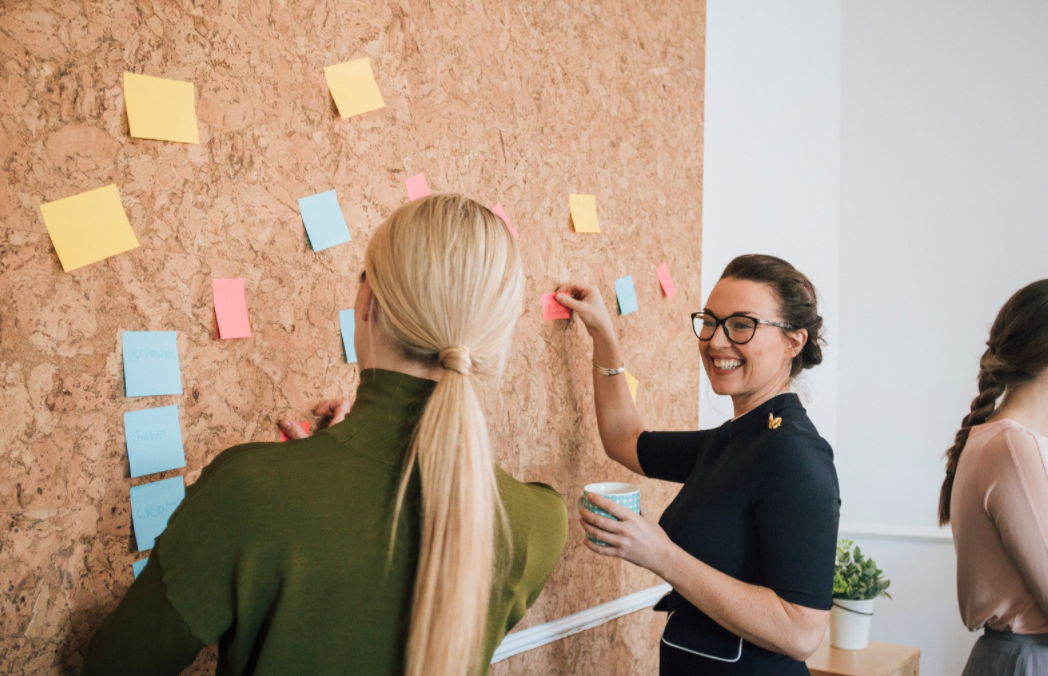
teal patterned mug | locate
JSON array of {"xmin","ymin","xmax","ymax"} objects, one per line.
[{"xmin": 578, "ymin": 482, "xmax": 641, "ymax": 546}]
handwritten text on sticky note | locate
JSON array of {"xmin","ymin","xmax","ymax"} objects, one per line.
[
  {"xmin": 212, "ymin": 278, "xmax": 252, "ymax": 339},
  {"xmin": 615, "ymin": 276, "xmax": 639, "ymax": 315},
  {"xmin": 124, "ymin": 405, "xmax": 186, "ymax": 478},
  {"xmin": 40, "ymin": 184, "xmax": 139, "ymax": 272},
  {"xmin": 123, "ymin": 72, "xmax": 200, "ymax": 144},
  {"xmin": 122, "ymin": 331, "xmax": 183, "ymax": 397},
  {"xmin": 542, "ymin": 293, "xmax": 572, "ymax": 321},
  {"xmin": 130, "ymin": 477, "xmax": 185, "ymax": 552}
]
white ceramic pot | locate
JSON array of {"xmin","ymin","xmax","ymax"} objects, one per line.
[{"xmin": 829, "ymin": 598, "xmax": 875, "ymax": 650}]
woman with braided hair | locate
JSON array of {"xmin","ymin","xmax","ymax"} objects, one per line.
[
  {"xmin": 83, "ymin": 194, "xmax": 568, "ymax": 676},
  {"xmin": 941, "ymin": 279, "xmax": 1048, "ymax": 676}
]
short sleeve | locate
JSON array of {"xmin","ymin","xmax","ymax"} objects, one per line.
[
  {"xmin": 753, "ymin": 430, "xmax": 840, "ymax": 610},
  {"xmin": 637, "ymin": 430, "xmax": 716, "ymax": 483}
]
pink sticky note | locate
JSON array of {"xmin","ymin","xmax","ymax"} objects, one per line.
[
  {"xmin": 279, "ymin": 421, "xmax": 310, "ymax": 442},
  {"xmin": 492, "ymin": 202, "xmax": 519, "ymax": 240},
  {"xmin": 212, "ymin": 278, "xmax": 252, "ymax": 339},
  {"xmin": 542, "ymin": 293, "xmax": 571, "ymax": 321},
  {"xmin": 657, "ymin": 262, "xmax": 677, "ymax": 298},
  {"xmin": 406, "ymin": 172, "xmax": 430, "ymax": 201}
]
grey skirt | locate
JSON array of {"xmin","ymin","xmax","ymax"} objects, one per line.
[{"xmin": 961, "ymin": 629, "xmax": 1048, "ymax": 676}]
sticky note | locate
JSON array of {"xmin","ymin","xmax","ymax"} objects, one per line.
[
  {"xmin": 542, "ymin": 293, "xmax": 571, "ymax": 321},
  {"xmin": 122, "ymin": 331, "xmax": 183, "ymax": 397},
  {"xmin": 212, "ymin": 278, "xmax": 252, "ymax": 339},
  {"xmin": 657, "ymin": 262, "xmax": 677, "ymax": 298},
  {"xmin": 324, "ymin": 57, "xmax": 386, "ymax": 119},
  {"xmin": 280, "ymin": 421, "xmax": 311, "ymax": 442},
  {"xmin": 123, "ymin": 72, "xmax": 200, "ymax": 144},
  {"xmin": 406, "ymin": 173, "xmax": 430, "ymax": 201},
  {"xmin": 625, "ymin": 370, "xmax": 639, "ymax": 404},
  {"xmin": 492, "ymin": 202, "xmax": 519, "ymax": 240},
  {"xmin": 132, "ymin": 557, "xmax": 149, "ymax": 579},
  {"xmin": 39, "ymin": 184, "xmax": 139, "ymax": 272},
  {"xmin": 615, "ymin": 276, "xmax": 639, "ymax": 315},
  {"xmin": 569, "ymin": 194, "xmax": 600, "ymax": 233},
  {"xmin": 130, "ymin": 477, "xmax": 185, "ymax": 552},
  {"xmin": 339, "ymin": 309, "xmax": 357, "ymax": 363},
  {"xmin": 124, "ymin": 405, "xmax": 186, "ymax": 478},
  {"xmin": 298, "ymin": 190, "xmax": 351, "ymax": 252}
]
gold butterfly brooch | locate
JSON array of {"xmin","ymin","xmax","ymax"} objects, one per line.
[{"xmin": 768, "ymin": 413, "xmax": 783, "ymax": 430}]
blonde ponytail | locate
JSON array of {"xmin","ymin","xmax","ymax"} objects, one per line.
[{"xmin": 364, "ymin": 194, "xmax": 523, "ymax": 676}]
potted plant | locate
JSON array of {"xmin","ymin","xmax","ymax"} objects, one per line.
[{"xmin": 830, "ymin": 539, "xmax": 892, "ymax": 650}]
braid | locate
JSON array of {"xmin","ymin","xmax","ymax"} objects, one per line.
[{"xmin": 937, "ymin": 353, "xmax": 1005, "ymax": 525}]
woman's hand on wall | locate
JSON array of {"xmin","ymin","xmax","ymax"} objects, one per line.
[
  {"xmin": 554, "ymin": 282, "xmax": 614, "ymax": 340},
  {"xmin": 578, "ymin": 492, "xmax": 677, "ymax": 577},
  {"xmin": 278, "ymin": 398, "xmax": 353, "ymax": 440}
]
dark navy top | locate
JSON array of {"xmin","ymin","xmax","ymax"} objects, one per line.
[{"xmin": 638, "ymin": 392, "xmax": 840, "ymax": 676}]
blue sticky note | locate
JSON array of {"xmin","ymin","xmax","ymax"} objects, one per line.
[
  {"xmin": 339, "ymin": 309, "xmax": 357, "ymax": 363},
  {"xmin": 124, "ymin": 405, "xmax": 186, "ymax": 478},
  {"xmin": 132, "ymin": 557, "xmax": 149, "ymax": 579},
  {"xmin": 299, "ymin": 190, "xmax": 351, "ymax": 252},
  {"xmin": 615, "ymin": 275, "xmax": 639, "ymax": 315},
  {"xmin": 122, "ymin": 331, "xmax": 182, "ymax": 397},
  {"xmin": 130, "ymin": 477, "xmax": 185, "ymax": 552}
]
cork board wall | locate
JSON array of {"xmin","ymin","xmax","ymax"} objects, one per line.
[{"xmin": 0, "ymin": 1, "xmax": 706, "ymax": 674}]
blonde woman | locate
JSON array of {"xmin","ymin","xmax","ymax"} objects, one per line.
[{"xmin": 82, "ymin": 195, "xmax": 568, "ymax": 676}]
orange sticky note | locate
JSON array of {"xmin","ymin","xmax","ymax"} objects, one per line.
[
  {"xmin": 542, "ymin": 293, "xmax": 571, "ymax": 321},
  {"xmin": 625, "ymin": 370, "xmax": 639, "ymax": 404},
  {"xmin": 657, "ymin": 262, "xmax": 677, "ymax": 298},
  {"xmin": 324, "ymin": 57, "xmax": 386, "ymax": 119},
  {"xmin": 569, "ymin": 194, "xmax": 600, "ymax": 233},
  {"xmin": 406, "ymin": 172, "xmax": 430, "ymax": 201},
  {"xmin": 212, "ymin": 278, "xmax": 252, "ymax": 339},
  {"xmin": 279, "ymin": 421, "xmax": 310, "ymax": 442},
  {"xmin": 123, "ymin": 72, "xmax": 200, "ymax": 144},
  {"xmin": 492, "ymin": 202, "xmax": 519, "ymax": 240},
  {"xmin": 39, "ymin": 184, "xmax": 139, "ymax": 272}
]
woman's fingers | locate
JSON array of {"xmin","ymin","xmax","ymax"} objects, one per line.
[
  {"xmin": 328, "ymin": 400, "xmax": 352, "ymax": 425},
  {"xmin": 583, "ymin": 538, "xmax": 620, "ymax": 557},
  {"xmin": 313, "ymin": 399, "xmax": 341, "ymax": 417},
  {"xmin": 578, "ymin": 506, "xmax": 624, "ymax": 533},
  {"xmin": 580, "ymin": 519, "xmax": 622, "ymax": 546},
  {"xmin": 278, "ymin": 419, "xmax": 310, "ymax": 440},
  {"xmin": 585, "ymin": 493, "xmax": 634, "ymax": 521}
]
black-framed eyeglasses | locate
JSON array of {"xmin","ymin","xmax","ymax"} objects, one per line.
[{"xmin": 691, "ymin": 311, "xmax": 798, "ymax": 345}]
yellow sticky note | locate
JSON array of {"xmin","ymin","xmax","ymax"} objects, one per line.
[
  {"xmin": 40, "ymin": 184, "xmax": 139, "ymax": 272},
  {"xmin": 570, "ymin": 194, "xmax": 600, "ymax": 233},
  {"xmin": 123, "ymin": 72, "xmax": 200, "ymax": 144},
  {"xmin": 324, "ymin": 57, "xmax": 386, "ymax": 119},
  {"xmin": 625, "ymin": 370, "xmax": 639, "ymax": 404}
]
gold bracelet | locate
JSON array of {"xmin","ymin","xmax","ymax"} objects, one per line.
[{"xmin": 593, "ymin": 363, "xmax": 626, "ymax": 376}]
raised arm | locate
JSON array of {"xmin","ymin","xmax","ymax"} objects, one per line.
[{"xmin": 555, "ymin": 282, "xmax": 645, "ymax": 475}]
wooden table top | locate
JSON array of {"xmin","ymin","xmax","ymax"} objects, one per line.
[{"xmin": 806, "ymin": 639, "xmax": 920, "ymax": 676}]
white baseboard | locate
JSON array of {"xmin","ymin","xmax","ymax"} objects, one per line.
[
  {"xmin": 491, "ymin": 583, "xmax": 672, "ymax": 663},
  {"xmin": 839, "ymin": 522, "xmax": 953, "ymax": 544}
]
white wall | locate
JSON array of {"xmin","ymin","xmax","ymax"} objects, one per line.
[
  {"xmin": 701, "ymin": 0, "xmax": 841, "ymax": 445},
  {"xmin": 704, "ymin": 2, "xmax": 1048, "ymax": 675}
]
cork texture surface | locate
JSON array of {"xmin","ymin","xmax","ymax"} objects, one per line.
[{"xmin": 0, "ymin": 0, "xmax": 705, "ymax": 673}]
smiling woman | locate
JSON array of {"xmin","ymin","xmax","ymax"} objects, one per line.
[{"xmin": 556, "ymin": 254, "xmax": 839, "ymax": 676}]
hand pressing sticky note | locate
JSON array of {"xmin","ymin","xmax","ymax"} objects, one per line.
[
  {"xmin": 324, "ymin": 57, "xmax": 386, "ymax": 119},
  {"xmin": 657, "ymin": 262, "xmax": 677, "ymax": 298},
  {"xmin": 130, "ymin": 476, "xmax": 185, "ymax": 552},
  {"xmin": 122, "ymin": 331, "xmax": 183, "ymax": 397},
  {"xmin": 123, "ymin": 72, "xmax": 200, "ymax": 144},
  {"xmin": 569, "ymin": 194, "xmax": 600, "ymax": 233},
  {"xmin": 406, "ymin": 172, "xmax": 430, "ymax": 201},
  {"xmin": 339, "ymin": 309, "xmax": 357, "ymax": 363},
  {"xmin": 212, "ymin": 278, "xmax": 252, "ymax": 339},
  {"xmin": 298, "ymin": 190, "xmax": 351, "ymax": 252},
  {"xmin": 132, "ymin": 557, "xmax": 149, "ymax": 579},
  {"xmin": 625, "ymin": 370, "xmax": 639, "ymax": 404},
  {"xmin": 615, "ymin": 276, "xmax": 639, "ymax": 315},
  {"xmin": 124, "ymin": 405, "xmax": 186, "ymax": 478},
  {"xmin": 40, "ymin": 184, "xmax": 139, "ymax": 272},
  {"xmin": 492, "ymin": 202, "xmax": 519, "ymax": 240},
  {"xmin": 542, "ymin": 293, "xmax": 571, "ymax": 321},
  {"xmin": 279, "ymin": 421, "xmax": 311, "ymax": 442}
]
